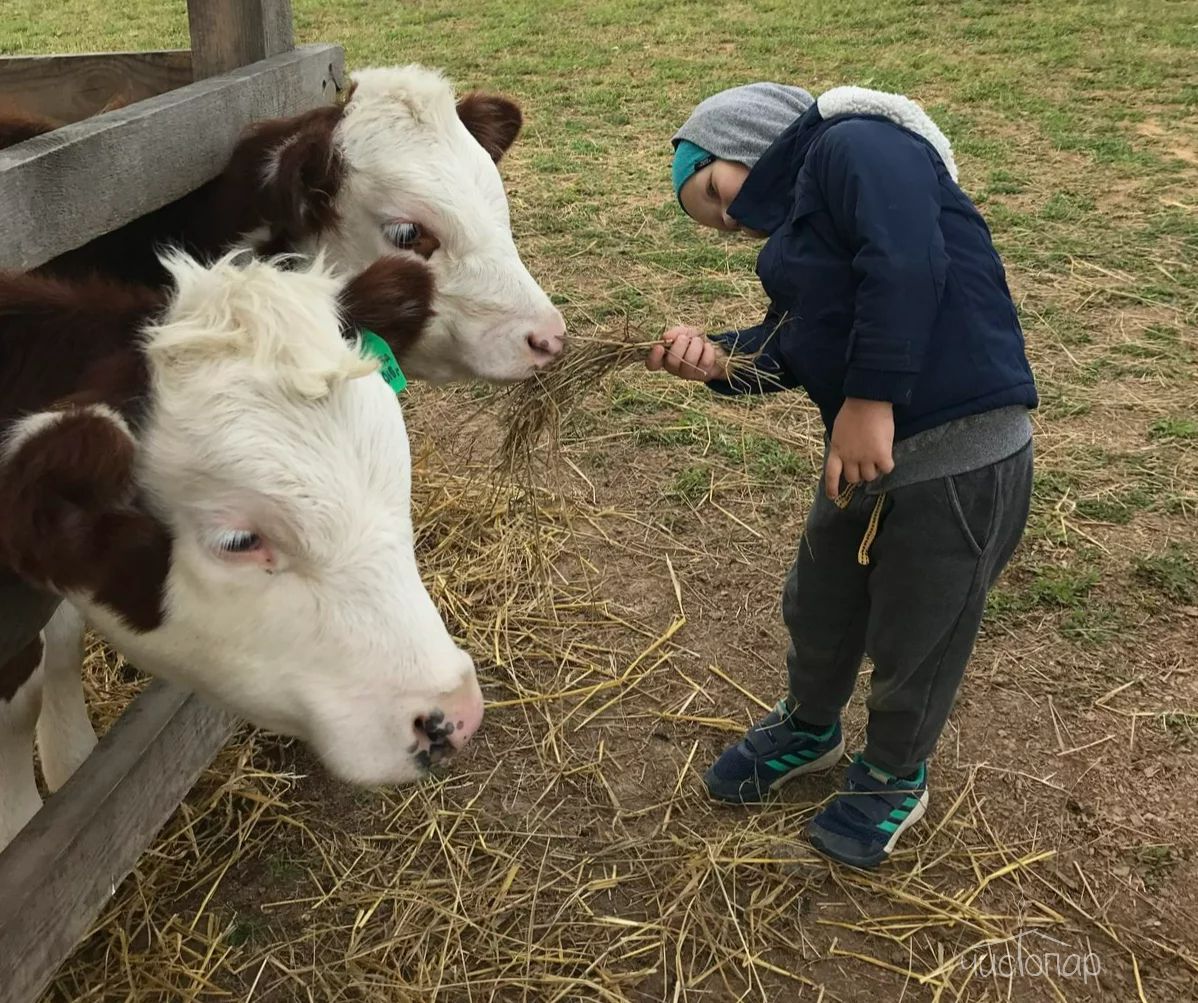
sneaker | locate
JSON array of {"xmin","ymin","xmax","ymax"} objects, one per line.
[
  {"xmin": 806, "ymin": 756, "xmax": 928, "ymax": 869},
  {"xmin": 703, "ymin": 700, "xmax": 844, "ymax": 804}
]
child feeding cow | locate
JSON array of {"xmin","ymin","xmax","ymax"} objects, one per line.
[{"xmin": 648, "ymin": 83, "xmax": 1038, "ymax": 869}]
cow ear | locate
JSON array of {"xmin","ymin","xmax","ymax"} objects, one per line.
[
  {"xmin": 0, "ymin": 405, "xmax": 170, "ymax": 631},
  {"xmin": 259, "ymin": 107, "xmax": 346, "ymax": 243},
  {"xmin": 456, "ymin": 93, "xmax": 523, "ymax": 162},
  {"xmin": 339, "ymin": 256, "xmax": 435, "ymax": 362}
]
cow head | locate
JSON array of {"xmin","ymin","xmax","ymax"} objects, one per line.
[
  {"xmin": 0, "ymin": 253, "xmax": 483, "ymax": 786},
  {"xmin": 247, "ymin": 65, "xmax": 565, "ymax": 385}
]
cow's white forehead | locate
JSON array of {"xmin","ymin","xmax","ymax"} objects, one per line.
[
  {"xmin": 338, "ymin": 66, "xmax": 509, "ymax": 232},
  {"xmin": 138, "ymin": 252, "xmax": 410, "ymax": 551},
  {"xmin": 145, "ymin": 250, "xmax": 373, "ymax": 401},
  {"xmin": 347, "ymin": 65, "xmax": 460, "ymax": 127}
]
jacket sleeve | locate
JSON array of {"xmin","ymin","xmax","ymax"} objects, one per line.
[
  {"xmin": 706, "ymin": 307, "xmax": 803, "ymax": 396},
  {"xmin": 808, "ymin": 119, "xmax": 947, "ymax": 405}
]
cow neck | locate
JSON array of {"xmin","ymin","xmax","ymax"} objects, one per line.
[{"xmin": 0, "ymin": 272, "xmax": 163, "ymax": 432}]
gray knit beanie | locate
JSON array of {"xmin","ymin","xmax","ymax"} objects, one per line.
[{"xmin": 672, "ymin": 82, "xmax": 815, "ymax": 197}]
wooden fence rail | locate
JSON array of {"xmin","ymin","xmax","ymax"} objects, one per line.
[{"xmin": 0, "ymin": 2, "xmax": 343, "ymax": 998}]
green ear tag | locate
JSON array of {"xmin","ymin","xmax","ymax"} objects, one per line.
[{"xmin": 358, "ymin": 329, "xmax": 408, "ymax": 395}]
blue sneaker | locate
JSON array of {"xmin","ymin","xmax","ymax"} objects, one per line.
[
  {"xmin": 807, "ymin": 757, "xmax": 929, "ymax": 869},
  {"xmin": 704, "ymin": 700, "xmax": 844, "ymax": 804}
]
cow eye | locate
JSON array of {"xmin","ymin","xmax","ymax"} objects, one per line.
[
  {"xmin": 215, "ymin": 530, "xmax": 262, "ymax": 554},
  {"xmin": 382, "ymin": 221, "xmax": 439, "ymax": 259},
  {"xmin": 383, "ymin": 221, "xmax": 422, "ymax": 249}
]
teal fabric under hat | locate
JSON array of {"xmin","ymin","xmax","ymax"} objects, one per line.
[
  {"xmin": 672, "ymin": 139, "xmax": 716, "ymax": 198},
  {"xmin": 671, "ymin": 82, "xmax": 814, "ymax": 209}
]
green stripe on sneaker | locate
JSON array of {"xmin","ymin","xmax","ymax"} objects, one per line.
[
  {"xmin": 888, "ymin": 808, "xmax": 909, "ymax": 822},
  {"xmin": 878, "ymin": 820, "xmax": 899, "ymax": 834},
  {"xmin": 766, "ymin": 759, "xmax": 788, "ymax": 772},
  {"xmin": 777, "ymin": 749, "xmax": 825, "ymax": 769}
]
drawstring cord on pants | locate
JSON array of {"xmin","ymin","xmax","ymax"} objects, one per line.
[{"xmin": 832, "ymin": 483, "xmax": 887, "ymax": 566}]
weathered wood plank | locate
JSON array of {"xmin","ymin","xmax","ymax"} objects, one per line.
[
  {"xmin": 0, "ymin": 681, "xmax": 237, "ymax": 1003},
  {"xmin": 0, "ymin": 42, "xmax": 344, "ymax": 271},
  {"xmin": 188, "ymin": 0, "xmax": 295, "ymax": 80},
  {"xmin": 0, "ymin": 50, "xmax": 193, "ymax": 125}
]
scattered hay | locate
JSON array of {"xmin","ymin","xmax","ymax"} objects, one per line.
[{"xmin": 38, "ymin": 406, "xmax": 1192, "ymax": 1003}]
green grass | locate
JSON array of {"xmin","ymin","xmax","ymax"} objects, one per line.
[
  {"xmin": 1150, "ymin": 417, "xmax": 1198, "ymax": 442},
  {"xmin": 1030, "ymin": 564, "xmax": 1101, "ymax": 609},
  {"xmin": 1133, "ymin": 545, "xmax": 1197, "ymax": 602},
  {"xmin": 669, "ymin": 464, "xmax": 711, "ymax": 506},
  {"xmin": 1075, "ymin": 486, "xmax": 1155, "ymax": 525},
  {"xmin": 223, "ymin": 911, "xmax": 267, "ymax": 947}
]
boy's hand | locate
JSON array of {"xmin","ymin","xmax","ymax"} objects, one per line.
[
  {"xmin": 825, "ymin": 398, "xmax": 895, "ymax": 499},
  {"xmin": 646, "ymin": 326, "xmax": 730, "ymax": 382}
]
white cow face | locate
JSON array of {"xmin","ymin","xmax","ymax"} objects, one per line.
[
  {"xmin": 7, "ymin": 253, "xmax": 483, "ymax": 787},
  {"xmin": 313, "ymin": 66, "xmax": 566, "ymax": 384}
]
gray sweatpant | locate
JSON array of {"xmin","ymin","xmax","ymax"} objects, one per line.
[{"xmin": 783, "ymin": 442, "xmax": 1033, "ymax": 776}]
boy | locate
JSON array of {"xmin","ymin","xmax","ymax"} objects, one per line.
[{"xmin": 648, "ymin": 83, "xmax": 1037, "ymax": 869}]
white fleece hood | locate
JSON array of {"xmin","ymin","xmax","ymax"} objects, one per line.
[{"xmin": 816, "ymin": 86, "xmax": 959, "ymax": 181}]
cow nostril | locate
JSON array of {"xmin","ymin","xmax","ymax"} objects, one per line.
[
  {"xmin": 527, "ymin": 327, "xmax": 564, "ymax": 360},
  {"xmin": 415, "ymin": 710, "xmax": 455, "ymax": 746}
]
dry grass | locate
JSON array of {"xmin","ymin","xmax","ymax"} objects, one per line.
[
  {"xmin": 42, "ymin": 417, "xmax": 1198, "ymax": 1002},
  {"xmin": 12, "ymin": 0, "xmax": 1198, "ymax": 999},
  {"xmin": 488, "ymin": 323, "xmax": 771, "ymax": 483}
]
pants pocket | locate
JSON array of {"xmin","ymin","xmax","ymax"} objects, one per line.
[{"xmin": 942, "ymin": 465, "xmax": 1000, "ymax": 558}]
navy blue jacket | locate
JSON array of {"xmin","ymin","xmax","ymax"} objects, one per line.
[{"xmin": 708, "ymin": 100, "xmax": 1038, "ymax": 440}]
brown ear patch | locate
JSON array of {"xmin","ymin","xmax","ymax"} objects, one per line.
[
  {"xmin": 456, "ymin": 93, "xmax": 523, "ymax": 162},
  {"xmin": 339, "ymin": 257, "xmax": 436, "ymax": 361},
  {"xmin": 0, "ymin": 269, "xmax": 161, "ymax": 429},
  {"xmin": 0, "ymin": 408, "xmax": 170, "ymax": 632},
  {"xmin": 217, "ymin": 104, "xmax": 347, "ymax": 254}
]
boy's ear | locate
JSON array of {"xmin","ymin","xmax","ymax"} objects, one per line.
[
  {"xmin": 0, "ymin": 404, "xmax": 171, "ymax": 631},
  {"xmin": 456, "ymin": 93, "xmax": 523, "ymax": 162},
  {"xmin": 339, "ymin": 256, "xmax": 436, "ymax": 361}
]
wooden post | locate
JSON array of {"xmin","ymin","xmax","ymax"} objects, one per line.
[
  {"xmin": 0, "ymin": 682, "xmax": 237, "ymax": 1003},
  {"xmin": 187, "ymin": 0, "xmax": 295, "ymax": 80},
  {"xmin": 0, "ymin": 51, "xmax": 194, "ymax": 125}
]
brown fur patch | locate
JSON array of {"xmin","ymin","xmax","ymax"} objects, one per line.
[
  {"xmin": 0, "ymin": 635, "xmax": 44, "ymax": 703},
  {"xmin": 456, "ymin": 93, "xmax": 523, "ymax": 162},
  {"xmin": 223, "ymin": 104, "xmax": 347, "ymax": 255},
  {"xmin": 40, "ymin": 104, "xmax": 348, "ymax": 286},
  {"xmin": 338, "ymin": 256, "xmax": 436, "ymax": 360},
  {"xmin": 0, "ymin": 109, "xmax": 59, "ymax": 150},
  {"xmin": 0, "ymin": 409, "xmax": 170, "ymax": 632},
  {"xmin": 0, "ymin": 271, "xmax": 162, "ymax": 427},
  {"xmin": 0, "ymin": 271, "xmax": 171, "ymax": 631}
]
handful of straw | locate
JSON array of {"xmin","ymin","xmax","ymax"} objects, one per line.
[{"xmin": 491, "ymin": 321, "xmax": 765, "ymax": 479}]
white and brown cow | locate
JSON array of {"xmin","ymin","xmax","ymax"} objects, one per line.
[
  {"xmin": 2, "ymin": 65, "xmax": 568, "ymax": 840},
  {"xmin": 42, "ymin": 64, "xmax": 566, "ymax": 384},
  {"xmin": 0, "ymin": 253, "xmax": 484, "ymax": 849}
]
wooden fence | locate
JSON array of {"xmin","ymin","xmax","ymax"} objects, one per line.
[{"xmin": 0, "ymin": 3, "xmax": 343, "ymax": 999}]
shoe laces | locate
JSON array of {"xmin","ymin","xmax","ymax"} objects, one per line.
[{"xmin": 741, "ymin": 700, "xmax": 790, "ymax": 756}]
